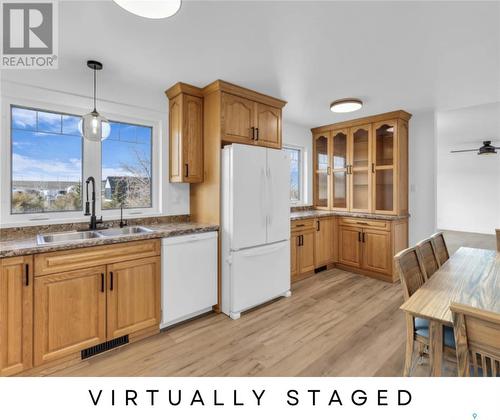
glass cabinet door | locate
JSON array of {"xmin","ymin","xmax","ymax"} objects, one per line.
[
  {"xmin": 314, "ymin": 134, "xmax": 329, "ymax": 208},
  {"xmin": 373, "ymin": 121, "xmax": 396, "ymax": 213},
  {"xmin": 349, "ymin": 125, "xmax": 371, "ymax": 212},
  {"xmin": 331, "ymin": 130, "xmax": 348, "ymax": 209}
]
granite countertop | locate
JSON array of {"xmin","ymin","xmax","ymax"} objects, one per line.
[
  {"xmin": 290, "ymin": 209, "xmax": 409, "ymax": 221},
  {"xmin": 0, "ymin": 222, "xmax": 219, "ymax": 258}
]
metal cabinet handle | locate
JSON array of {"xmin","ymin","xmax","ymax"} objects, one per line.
[
  {"xmin": 255, "ymin": 128, "xmax": 259, "ymax": 141},
  {"xmin": 317, "ymin": 220, "xmax": 320, "ymax": 231},
  {"xmin": 25, "ymin": 264, "xmax": 29, "ymax": 287},
  {"xmin": 362, "ymin": 232, "xmax": 366, "ymax": 243},
  {"xmin": 110, "ymin": 272, "xmax": 114, "ymax": 291},
  {"xmin": 371, "ymin": 163, "xmax": 375, "ymax": 173},
  {"xmin": 251, "ymin": 127, "xmax": 255, "ymax": 140},
  {"xmin": 296, "ymin": 223, "xmax": 305, "ymax": 227},
  {"xmin": 327, "ymin": 167, "xmax": 331, "ymax": 175},
  {"xmin": 296, "ymin": 236, "xmax": 300, "ymax": 246},
  {"xmin": 185, "ymin": 163, "xmax": 189, "ymax": 178},
  {"xmin": 358, "ymin": 232, "xmax": 362, "ymax": 242},
  {"xmin": 101, "ymin": 273, "xmax": 105, "ymax": 293}
]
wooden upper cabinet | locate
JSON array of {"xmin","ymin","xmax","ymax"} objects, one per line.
[
  {"xmin": 255, "ymin": 103, "xmax": 281, "ymax": 148},
  {"xmin": 34, "ymin": 265, "xmax": 107, "ymax": 366},
  {"xmin": 106, "ymin": 256, "xmax": 161, "ymax": 339},
  {"xmin": 0, "ymin": 256, "xmax": 33, "ymax": 376},
  {"xmin": 310, "ymin": 110, "xmax": 411, "ymax": 216},
  {"xmin": 166, "ymin": 83, "xmax": 203, "ymax": 183},
  {"xmin": 221, "ymin": 93, "xmax": 255, "ymax": 144}
]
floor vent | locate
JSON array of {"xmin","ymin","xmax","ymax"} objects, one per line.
[
  {"xmin": 315, "ymin": 266, "xmax": 327, "ymax": 274},
  {"xmin": 81, "ymin": 335, "xmax": 129, "ymax": 360}
]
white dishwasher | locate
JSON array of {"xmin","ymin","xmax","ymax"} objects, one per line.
[{"xmin": 161, "ymin": 231, "xmax": 218, "ymax": 328}]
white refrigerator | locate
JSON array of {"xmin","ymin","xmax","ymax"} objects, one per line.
[{"xmin": 221, "ymin": 143, "xmax": 291, "ymax": 319}]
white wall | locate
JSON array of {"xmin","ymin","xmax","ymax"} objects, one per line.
[
  {"xmin": 409, "ymin": 110, "xmax": 437, "ymax": 245},
  {"xmin": 282, "ymin": 120, "xmax": 312, "ymax": 206},
  {"xmin": 436, "ymin": 102, "xmax": 500, "ymax": 234}
]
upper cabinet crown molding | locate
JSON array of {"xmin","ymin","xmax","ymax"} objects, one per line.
[
  {"xmin": 165, "ymin": 82, "xmax": 203, "ymax": 99},
  {"xmin": 311, "ymin": 110, "xmax": 412, "ymax": 134},
  {"xmin": 202, "ymin": 79, "xmax": 287, "ymax": 109}
]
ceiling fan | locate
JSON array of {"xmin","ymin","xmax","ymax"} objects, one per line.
[{"xmin": 450, "ymin": 140, "xmax": 500, "ymax": 155}]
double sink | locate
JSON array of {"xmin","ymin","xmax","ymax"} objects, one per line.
[{"xmin": 36, "ymin": 226, "xmax": 153, "ymax": 245}]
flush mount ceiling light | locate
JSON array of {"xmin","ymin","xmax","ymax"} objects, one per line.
[
  {"xmin": 330, "ymin": 98, "xmax": 363, "ymax": 113},
  {"xmin": 113, "ymin": 0, "xmax": 181, "ymax": 19},
  {"xmin": 79, "ymin": 60, "xmax": 110, "ymax": 142}
]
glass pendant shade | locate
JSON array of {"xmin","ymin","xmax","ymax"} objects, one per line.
[
  {"xmin": 80, "ymin": 111, "xmax": 111, "ymax": 142},
  {"xmin": 114, "ymin": 0, "xmax": 181, "ymax": 19}
]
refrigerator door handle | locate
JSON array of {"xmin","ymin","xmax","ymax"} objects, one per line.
[
  {"xmin": 267, "ymin": 166, "xmax": 274, "ymax": 227},
  {"xmin": 238, "ymin": 241, "xmax": 288, "ymax": 258},
  {"xmin": 260, "ymin": 166, "xmax": 267, "ymax": 229}
]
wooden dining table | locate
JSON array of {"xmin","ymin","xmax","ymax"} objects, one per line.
[{"xmin": 400, "ymin": 246, "xmax": 500, "ymax": 376}]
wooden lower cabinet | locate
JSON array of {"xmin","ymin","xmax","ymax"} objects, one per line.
[
  {"xmin": 314, "ymin": 217, "xmax": 336, "ymax": 268},
  {"xmin": 34, "ymin": 266, "xmax": 107, "ymax": 366},
  {"xmin": 291, "ymin": 226, "xmax": 316, "ymax": 281},
  {"xmin": 362, "ymin": 229, "xmax": 392, "ymax": 275},
  {"xmin": 338, "ymin": 226, "xmax": 362, "ymax": 268},
  {"xmin": 0, "ymin": 256, "xmax": 33, "ymax": 376},
  {"xmin": 291, "ymin": 215, "xmax": 408, "ymax": 283},
  {"xmin": 107, "ymin": 257, "xmax": 161, "ymax": 339}
]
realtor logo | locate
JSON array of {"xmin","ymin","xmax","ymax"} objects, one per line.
[{"xmin": 1, "ymin": 0, "xmax": 58, "ymax": 68}]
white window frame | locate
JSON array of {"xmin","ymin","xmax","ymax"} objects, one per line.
[
  {"xmin": 284, "ymin": 144, "xmax": 305, "ymax": 206},
  {"xmin": 1, "ymin": 96, "xmax": 161, "ymax": 228}
]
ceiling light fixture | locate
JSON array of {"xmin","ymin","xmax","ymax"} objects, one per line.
[
  {"xmin": 79, "ymin": 60, "xmax": 110, "ymax": 142},
  {"xmin": 330, "ymin": 98, "xmax": 363, "ymax": 113},
  {"xmin": 113, "ymin": 0, "xmax": 182, "ymax": 19}
]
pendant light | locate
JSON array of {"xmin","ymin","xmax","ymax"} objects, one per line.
[
  {"xmin": 80, "ymin": 60, "xmax": 110, "ymax": 142},
  {"xmin": 330, "ymin": 98, "xmax": 363, "ymax": 113},
  {"xmin": 113, "ymin": 0, "xmax": 181, "ymax": 19}
]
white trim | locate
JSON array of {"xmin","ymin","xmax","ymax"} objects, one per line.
[
  {"xmin": 1, "ymin": 91, "xmax": 162, "ymax": 228},
  {"xmin": 283, "ymin": 144, "xmax": 306, "ymax": 207}
]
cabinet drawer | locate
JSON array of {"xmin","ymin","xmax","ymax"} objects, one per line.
[
  {"xmin": 35, "ymin": 239, "xmax": 161, "ymax": 276},
  {"xmin": 338, "ymin": 217, "xmax": 390, "ymax": 231},
  {"xmin": 291, "ymin": 218, "xmax": 316, "ymax": 232}
]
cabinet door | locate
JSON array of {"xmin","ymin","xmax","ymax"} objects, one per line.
[
  {"xmin": 313, "ymin": 133, "xmax": 330, "ymax": 208},
  {"xmin": 107, "ymin": 257, "xmax": 161, "ymax": 339},
  {"xmin": 183, "ymin": 94, "xmax": 204, "ymax": 182},
  {"xmin": 169, "ymin": 95, "xmax": 183, "ymax": 182},
  {"xmin": 34, "ymin": 266, "xmax": 106, "ymax": 366},
  {"xmin": 291, "ymin": 233, "xmax": 299, "ymax": 278},
  {"xmin": 255, "ymin": 103, "xmax": 281, "ymax": 148},
  {"xmin": 362, "ymin": 229, "xmax": 392, "ymax": 275},
  {"xmin": 0, "ymin": 256, "xmax": 33, "ymax": 376},
  {"xmin": 331, "ymin": 129, "xmax": 349, "ymax": 210},
  {"xmin": 338, "ymin": 226, "xmax": 362, "ymax": 268},
  {"xmin": 299, "ymin": 230, "xmax": 316, "ymax": 274},
  {"xmin": 314, "ymin": 217, "xmax": 335, "ymax": 268},
  {"xmin": 349, "ymin": 125, "xmax": 372, "ymax": 213},
  {"xmin": 373, "ymin": 121, "xmax": 397, "ymax": 214},
  {"xmin": 221, "ymin": 93, "xmax": 255, "ymax": 144}
]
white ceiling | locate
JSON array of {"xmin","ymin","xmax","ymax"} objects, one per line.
[{"xmin": 2, "ymin": 0, "xmax": 500, "ymax": 127}]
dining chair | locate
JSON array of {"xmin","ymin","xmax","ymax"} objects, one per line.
[
  {"xmin": 430, "ymin": 232, "xmax": 450, "ymax": 266},
  {"xmin": 495, "ymin": 229, "xmax": 500, "ymax": 252},
  {"xmin": 395, "ymin": 247, "xmax": 455, "ymax": 376},
  {"xmin": 450, "ymin": 302, "xmax": 500, "ymax": 377},
  {"xmin": 416, "ymin": 238, "xmax": 440, "ymax": 278}
]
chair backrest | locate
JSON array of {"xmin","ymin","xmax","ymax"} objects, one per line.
[
  {"xmin": 496, "ymin": 229, "xmax": 500, "ymax": 252},
  {"xmin": 451, "ymin": 302, "xmax": 500, "ymax": 377},
  {"xmin": 416, "ymin": 238, "xmax": 440, "ymax": 278},
  {"xmin": 431, "ymin": 232, "xmax": 449, "ymax": 266},
  {"xmin": 394, "ymin": 247, "xmax": 428, "ymax": 301}
]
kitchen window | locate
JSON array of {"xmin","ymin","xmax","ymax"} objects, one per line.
[
  {"xmin": 101, "ymin": 121, "xmax": 153, "ymax": 210},
  {"xmin": 5, "ymin": 103, "xmax": 158, "ymax": 225},
  {"xmin": 284, "ymin": 146, "xmax": 302, "ymax": 203},
  {"xmin": 10, "ymin": 106, "xmax": 83, "ymax": 214}
]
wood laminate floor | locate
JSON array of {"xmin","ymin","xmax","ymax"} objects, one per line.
[{"xmin": 48, "ymin": 267, "xmax": 457, "ymax": 377}]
